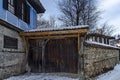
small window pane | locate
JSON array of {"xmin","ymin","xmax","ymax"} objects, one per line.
[{"xmin": 8, "ymin": 0, "xmax": 15, "ymax": 14}]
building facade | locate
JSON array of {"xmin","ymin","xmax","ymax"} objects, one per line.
[{"xmin": 0, "ymin": 0, "xmax": 45, "ymax": 79}]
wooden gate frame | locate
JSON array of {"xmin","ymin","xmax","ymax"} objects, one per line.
[{"xmin": 20, "ymin": 27, "xmax": 89, "ymax": 75}]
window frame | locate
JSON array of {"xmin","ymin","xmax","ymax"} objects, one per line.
[
  {"xmin": 3, "ymin": 0, "xmax": 30, "ymax": 24},
  {"xmin": 4, "ymin": 35, "xmax": 18, "ymax": 49},
  {"xmin": 8, "ymin": 0, "xmax": 15, "ymax": 14}
]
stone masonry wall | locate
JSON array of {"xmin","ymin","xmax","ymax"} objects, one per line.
[
  {"xmin": 0, "ymin": 24, "xmax": 26, "ymax": 79},
  {"xmin": 83, "ymin": 44, "xmax": 119, "ymax": 79}
]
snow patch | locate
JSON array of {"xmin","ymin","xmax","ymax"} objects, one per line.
[
  {"xmin": 5, "ymin": 64, "xmax": 120, "ymax": 80},
  {"xmin": 27, "ymin": 25, "xmax": 88, "ymax": 32},
  {"xmin": 5, "ymin": 73, "xmax": 79, "ymax": 80},
  {"xmin": 97, "ymin": 64, "xmax": 120, "ymax": 80},
  {"xmin": 114, "ymin": 64, "xmax": 120, "ymax": 71}
]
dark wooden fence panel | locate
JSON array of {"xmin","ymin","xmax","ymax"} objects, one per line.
[
  {"xmin": 45, "ymin": 38, "xmax": 78, "ymax": 73},
  {"xmin": 28, "ymin": 40, "xmax": 42, "ymax": 72}
]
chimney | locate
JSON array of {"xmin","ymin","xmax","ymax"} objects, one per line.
[{"xmin": 98, "ymin": 29, "xmax": 102, "ymax": 34}]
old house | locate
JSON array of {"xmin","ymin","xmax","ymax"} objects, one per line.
[
  {"xmin": 0, "ymin": 0, "xmax": 119, "ymax": 80},
  {"xmin": 0, "ymin": 0, "xmax": 45, "ymax": 79}
]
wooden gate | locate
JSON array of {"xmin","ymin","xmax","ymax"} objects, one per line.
[
  {"xmin": 28, "ymin": 40, "xmax": 42, "ymax": 72},
  {"xmin": 28, "ymin": 38, "xmax": 78, "ymax": 73},
  {"xmin": 45, "ymin": 38, "xmax": 78, "ymax": 73}
]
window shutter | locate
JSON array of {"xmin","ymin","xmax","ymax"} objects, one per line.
[
  {"xmin": 3, "ymin": 0, "xmax": 8, "ymax": 10},
  {"xmin": 15, "ymin": 0, "xmax": 22, "ymax": 18},
  {"xmin": 26, "ymin": 4, "xmax": 30, "ymax": 24}
]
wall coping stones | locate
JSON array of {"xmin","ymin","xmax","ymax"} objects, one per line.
[{"xmin": 84, "ymin": 41, "xmax": 120, "ymax": 50}]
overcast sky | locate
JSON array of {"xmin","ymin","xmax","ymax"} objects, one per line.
[{"xmin": 40, "ymin": 0, "xmax": 120, "ymax": 35}]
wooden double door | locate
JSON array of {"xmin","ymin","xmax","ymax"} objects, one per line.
[{"xmin": 28, "ymin": 38, "xmax": 78, "ymax": 73}]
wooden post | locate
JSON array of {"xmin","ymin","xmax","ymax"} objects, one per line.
[
  {"xmin": 78, "ymin": 34, "xmax": 80, "ymax": 54},
  {"xmin": 22, "ymin": 37, "xmax": 29, "ymax": 59},
  {"xmin": 22, "ymin": 37, "xmax": 30, "ymax": 72},
  {"xmin": 41, "ymin": 40, "xmax": 45, "ymax": 72},
  {"xmin": 78, "ymin": 34, "xmax": 81, "ymax": 76},
  {"xmin": 81, "ymin": 36, "xmax": 85, "ymax": 80},
  {"xmin": 41, "ymin": 39, "xmax": 50, "ymax": 72},
  {"xmin": 78, "ymin": 34, "xmax": 85, "ymax": 80}
]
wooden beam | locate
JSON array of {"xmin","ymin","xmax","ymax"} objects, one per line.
[
  {"xmin": 20, "ymin": 28, "xmax": 88, "ymax": 37},
  {"xmin": 27, "ymin": 34, "xmax": 78, "ymax": 39}
]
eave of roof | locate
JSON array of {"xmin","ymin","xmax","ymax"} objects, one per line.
[
  {"xmin": 0, "ymin": 19, "xmax": 23, "ymax": 32},
  {"xmin": 27, "ymin": 0, "xmax": 45, "ymax": 13},
  {"xmin": 20, "ymin": 25, "xmax": 89, "ymax": 39}
]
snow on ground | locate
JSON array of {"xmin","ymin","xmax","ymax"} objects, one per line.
[
  {"xmin": 5, "ymin": 64, "xmax": 120, "ymax": 80},
  {"xmin": 4, "ymin": 73, "xmax": 79, "ymax": 80},
  {"xmin": 97, "ymin": 64, "xmax": 120, "ymax": 80}
]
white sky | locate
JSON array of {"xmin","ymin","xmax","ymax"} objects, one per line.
[
  {"xmin": 40, "ymin": 0, "xmax": 120, "ymax": 35},
  {"xmin": 98, "ymin": 0, "xmax": 120, "ymax": 35}
]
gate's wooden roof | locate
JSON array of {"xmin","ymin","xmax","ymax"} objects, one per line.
[{"xmin": 20, "ymin": 25, "xmax": 89, "ymax": 39}]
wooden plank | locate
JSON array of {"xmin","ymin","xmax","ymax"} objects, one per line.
[
  {"xmin": 20, "ymin": 28, "xmax": 88, "ymax": 37},
  {"xmin": 27, "ymin": 34, "xmax": 78, "ymax": 39}
]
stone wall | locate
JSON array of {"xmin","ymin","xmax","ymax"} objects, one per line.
[
  {"xmin": 83, "ymin": 43, "xmax": 119, "ymax": 79},
  {"xmin": 0, "ymin": 24, "xmax": 26, "ymax": 79}
]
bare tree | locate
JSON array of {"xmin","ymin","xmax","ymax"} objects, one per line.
[
  {"xmin": 100, "ymin": 23, "xmax": 116, "ymax": 36},
  {"xmin": 37, "ymin": 16, "xmax": 56, "ymax": 28},
  {"xmin": 48, "ymin": 16, "xmax": 56, "ymax": 27},
  {"xmin": 58, "ymin": 0, "xmax": 100, "ymax": 31},
  {"xmin": 37, "ymin": 19, "xmax": 49, "ymax": 28}
]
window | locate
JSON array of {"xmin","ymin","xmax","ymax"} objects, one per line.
[
  {"xmin": 86, "ymin": 36, "xmax": 90, "ymax": 41},
  {"xmin": 8, "ymin": 0, "xmax": 15, "ymax": 14},
  {"xmin": 4, "ymin": 36, "xmax": 18, "ymax": 49},
  {"xmin": 99, "ymin": 37, "xmax": 102, "ymax": 43},
  {"xmin": 3, "ymin": 0, "xmax": 30, "ymax": 24},
  {"xmin": 102, "ymin": 38, "xmax": 104, "ymax": 44},
  {"xmin": 92, "ymin": 36, "xmax": 95, "ymax": 41},
  {"xmin": 104, "ymin": 38, "xmax": 106, "ymax": 44},
  {"xmin": 89, "ymin": 37, "xmax": 93, "ymax": 41},
  {"xmin": 95, "ymin": 36, "xmax": 97, "ymax": 42},
  {"xmin": 107, "ymin": 39, "xmax": 109, "ymax": 45},
  {"xmin": 21, "ymin": 2, "xmax": 30, "ymax": 23},
  {"xmin": 97, "ymin": 37, "xmax": 99, "ymax": 43},
  {"xmin": 109, "ymin": 39, "xmax": 113, "ymax": 45}
]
